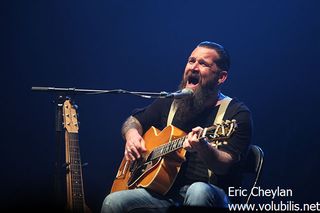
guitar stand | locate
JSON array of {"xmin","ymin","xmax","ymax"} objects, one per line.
[{"xmin": 53, "ymin": 95, "xmax": 67, "ymax": 209}]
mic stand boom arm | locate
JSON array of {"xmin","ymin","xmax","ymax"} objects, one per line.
[{"xmin": 31, "ymin": 86, "xmax": 169, "ymax": 99}]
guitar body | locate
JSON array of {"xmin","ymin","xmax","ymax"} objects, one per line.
[
  {"xmin": 110, "ymin": 120, "xmax": 237, "ymax": 196},
  {"xmin": 111, "ymin": 125, "xmax": 186, "ymax": 195}
]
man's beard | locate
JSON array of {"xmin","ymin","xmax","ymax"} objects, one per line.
[{"xmin": 174, "ymin": 76, "xmax": 219, "ymax": 125}]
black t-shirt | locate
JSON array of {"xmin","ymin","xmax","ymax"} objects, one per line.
[{"xmin": 132, "ymin": 97, "xmax": 252, "ymax": 194}]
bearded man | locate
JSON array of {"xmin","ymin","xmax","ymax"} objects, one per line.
[{"xmin": 101, "ymin": 41, "xmax": 252, "ymax": 212}]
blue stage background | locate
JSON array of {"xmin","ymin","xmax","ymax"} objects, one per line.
[{"xmin": 2, "ymin": 0, "xmax": 320, "ymax": 212}]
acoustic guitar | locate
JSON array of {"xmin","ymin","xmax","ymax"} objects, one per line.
[
  {"xmin": 63, "ymin": 99, "xmax": 90, "ymax": 213},
  {"xmin": 111, "ymin": 120, "xmax": 237, "ymax": 195}
]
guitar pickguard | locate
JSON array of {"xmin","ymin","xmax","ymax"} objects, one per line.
[{"xmin": 128, "ymin": 157, "xmax": 162, "ymax": 187}]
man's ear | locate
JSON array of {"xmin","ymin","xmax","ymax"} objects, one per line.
[{"xmin": 218, "ymin": 70, "xmax": 228, "ymax": 85}]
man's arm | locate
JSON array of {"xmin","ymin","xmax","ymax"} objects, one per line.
[
  {"xmin": 121, "ymin": 116, "xmax": 143, "ymax": 138},
  {"xmin": 121, "ymin": 116, "xmax": 146, "ymax": 161}
]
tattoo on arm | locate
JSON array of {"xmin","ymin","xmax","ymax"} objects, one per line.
[{"xmin": 121, "ymin": 116, "xmax": 143, "ymax": 139}]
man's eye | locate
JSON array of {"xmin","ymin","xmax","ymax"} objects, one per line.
[{"xmin": 200, "ymin": 61, "xmax": 210, "ymax": 67}]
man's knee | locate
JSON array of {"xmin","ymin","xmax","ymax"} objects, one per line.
[
  {"xmin": 184, "ymin": 182, "xmax": 229, "ymax": 207},
  {"xmin": 185, "ymin": 182, "xmax": 213, "ymax": 199},
  {"xmin": 101, "ymin": 192, "xmax": 125, "ymax": 213}
]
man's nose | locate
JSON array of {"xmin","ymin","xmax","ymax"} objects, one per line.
[{"xmin": 190, "ymin": 61, "xmax": 200, "ymax": 71}]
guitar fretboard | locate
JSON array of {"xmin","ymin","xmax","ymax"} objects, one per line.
[
  {"xmin": 148, "ymin": 126, "xmax": 231, "ymax": 161},
  {"xmin": 67, "ymin": 132, "xmax": 85, "ymax": 213},
  {"xmin": 149, "ymin": 135, "xmax": 187, "ymax": 160}
]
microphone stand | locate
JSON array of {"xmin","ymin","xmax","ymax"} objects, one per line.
[
  {"xmin": 31, "ymin": 86, "xmax": 172, "ymax": 209},
  {"xmin": 53, "ymin": 96, "xmax": 65, "ymax": 210}
]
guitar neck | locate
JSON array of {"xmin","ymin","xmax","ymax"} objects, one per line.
[
  {"xmin": 149, "ymin": 128, "xmax": 231, "ymax": 160},
  {"xmin": 65, "ymin": 132, "xmax": 86, "ymax": 212},
  {"xmin": 149, "ymin": 135, "xmax": 187, "ymax": 160}
]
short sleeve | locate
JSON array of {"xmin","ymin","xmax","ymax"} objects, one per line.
[
  {"xmin": 132, "ymin": 98, "xmax": 172, "ymax": 134},
  {"xmin": 218, "ymin": 101, "xmax": 253, "ymax": 162}
]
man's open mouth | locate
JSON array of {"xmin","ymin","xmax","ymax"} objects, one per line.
[{"xmin": 187, "ymin": 73, "xmax": 200, "ymax": 86}]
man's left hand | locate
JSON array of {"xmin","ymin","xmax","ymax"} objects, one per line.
[{"xmin": 183, "ymin": 126, "xmax": 208, "ymax": 152}]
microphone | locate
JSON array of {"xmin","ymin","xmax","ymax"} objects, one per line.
[{"xmin": 166, "ymin": 88, "xmax": 194, "ymax": 99}]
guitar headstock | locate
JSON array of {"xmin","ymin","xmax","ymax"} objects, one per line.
[
  {"xmin": 203, "ymin": 119, "xmax": 237, "ymax": 147},
  {"xmin": 63, "ymin": 99, "xmax": 79, "ymax": 133}
]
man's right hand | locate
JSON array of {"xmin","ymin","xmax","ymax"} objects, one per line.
[{"xmin": 124, "ymin": 128, "xmax": 147, "ymax": 161}]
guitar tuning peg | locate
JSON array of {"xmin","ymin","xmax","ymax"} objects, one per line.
[
  {"xmin": 62, "ymin": 162, "xmax": 69, "ymax": 168},
  {"xmin": 62, "ymin": 162, "xmax": 71, "ymax": 172}
]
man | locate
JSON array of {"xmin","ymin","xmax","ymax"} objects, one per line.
[{"xmin": 101, "ymin": 41, "xmax": 252, "ymax": 212}]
